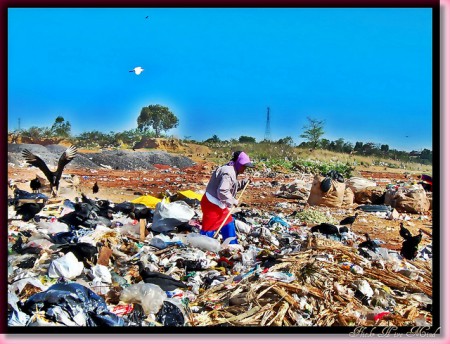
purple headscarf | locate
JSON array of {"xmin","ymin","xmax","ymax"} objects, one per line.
[{"xmin": 228, "ymin": 151, "xmax": 254, "ymax": 172}]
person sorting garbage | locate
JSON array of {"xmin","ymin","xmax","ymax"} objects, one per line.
[{"xmin": 200, "ymin": 151, "xmax": 254, "ymax": 244}]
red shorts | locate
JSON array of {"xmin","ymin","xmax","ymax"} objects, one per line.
[{"xmin": 200, "ymin": 194, "xmax": 232, "ymax": 232}]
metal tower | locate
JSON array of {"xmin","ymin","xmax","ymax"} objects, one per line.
[{"xmin": 264, "ymin": 107, "xmax": 271, "ymax": 141}]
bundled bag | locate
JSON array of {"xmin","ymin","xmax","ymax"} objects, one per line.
[
  {"xmin": 307, "ymin": 174, "xmax": 345, "ymax": 207},
  {"xmin": 384, "ymin": 185, "xmax": 430, "ymax": 214}
]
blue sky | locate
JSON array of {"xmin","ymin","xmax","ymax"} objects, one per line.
[{"xmin": 8, "ymin": 7, "xmax": 433, "ymax": 151}]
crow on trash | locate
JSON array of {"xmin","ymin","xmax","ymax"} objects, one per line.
[
  {"xmin": 137, "ymin": 261, "xmax": 187, "ymax": 291},
  {"xmin": 128, "ymin": 207, "xmax": 153, "ymax": 222},
  {"xmin": 358, "ymin": 233, "xmax": 380, "ymax": 253},
  {"xmin": 311, "ymin": 223, "xmax": 341, "ymax": 238},
  {"xmin": 15, "ymin": 202, "xmax": 46, "ymax": 222},
  {"xmin": 29, "ymin": 175, "xmax": 42, "ymax": 193},
  {"xmin": 22, "ymin": 145, "xmax": 78, "ymax": 197},
  {"xmin": 399, "ymin": 223, "xmax": 423, "ymax": 260},
  {"xmin": 93, "ymin": 182, "xmax": 99, "ymax": 194},
  {"xmin": 50, "ymin": 242, "xmax": 98, "ymax": 266},
  {"xmin": 339, "ymin": 213, "xmax": 359, "ymax": 228}
]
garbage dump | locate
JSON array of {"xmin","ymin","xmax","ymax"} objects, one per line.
[{"xmin": 7, "ymin": 165, "xmax": 434, "ymax": 329}]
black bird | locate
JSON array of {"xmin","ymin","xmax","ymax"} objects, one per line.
[
  {"xmin": 358, "ymin": 233, "xmax": 380, "ymax": 252},
  {"xmin": 310, "ymin": 223, "xmax": 341, "ymax": 238},
  {"xmin": 399, "ymin": 223, "xmax": 423, "ymax": 260},
  {"xmin": 137, "ymin": 262, "xmax": 187, "ymax": 291},
  {"xmin": 93, "ymin": 182, "xmax": 99, "ymax": 194},
  {"xmin": 339, "ymin": 213, "xmax": 359, "ymax": 228},
  {"xmin": 15, "ymin": 202, "xmax": 46, "ymax": 222},
  {"xmin": 399, "ymin": 222, "xmax": 411, "ymax": 239},
  {"xmin": 22, "ymin": 145, "xmax": 78, "ymax": 197},
  {"xmin": 129, "ymin": 207, "xmax": 153, "ymax": 222},
  {"xmin": 338, "ymin": 226, "xmax": 349, "ymax": 233},
  {"xmin": 50, "ymin": 242, "xmax": 98, "ymax": 267},
  {"xmin": 11, "ymin": 235, "xmax": 43, "ymax": 255},
  {"xmin": 30, "ymin": 175, "xmax": 42, "ymax": 193}
]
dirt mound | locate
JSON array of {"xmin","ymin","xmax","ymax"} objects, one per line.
[{"xmin": 134, "ymin": 138, "xmax": 211, "ymax": 157}]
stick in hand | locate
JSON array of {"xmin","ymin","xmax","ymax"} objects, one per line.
[{"xmin": 213, "ymin": 180, "xmax": 251, "ymax": 239}]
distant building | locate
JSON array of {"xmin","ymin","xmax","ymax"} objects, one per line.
[{"xmin": 409, "ymin": 150, "xmax": 422, "ymax": 157}]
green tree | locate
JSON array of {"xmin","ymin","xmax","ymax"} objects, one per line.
[
  {"xmin": 277, "ymin": 136, "xmax": 294, "ymax": 146},
  {"xmin": 205, "ymin": 134, "xmax": 221, "ymax": 143},
  {"xmin": 300, "ymin": 117, "xmax": 325, "ymax": 150},
  {"xmin": 21, "ymin": 126, "xmax": 52, "ymax": 141},
  {"xmin": 381, "ymin": 144, "xmax": 390, "ymax": 153},
  {"xmin": 51, "ymin": 116, "xmax": 72, "ymax": 137},
  {"xmin": 334, "ymin": 138, "xmax": 345, "ymax": 152},
  {"xmin": 137, "ymin": 104, "xmax": 179, "ymax": 137},
  {"xmin": 238, "ymin": 135, "xmax": 256, "ymax": 143},
  {"xmin": 354, "ymin": 141, "xmax": 363, "ymax": 152},
  {"xmin": 75, "ymin": 130, "xmax": 115, "ymax": 148},
  {"xmin": 420, "ymin": 149, "xmax": 432, "ymax": 162},
  {"xmin": 318, "ymin": 138, "xmax": 330, "ymax": 150},
  {"xmin": 343, "ymin": 142, "xmax": 353, "ymax": 153}
]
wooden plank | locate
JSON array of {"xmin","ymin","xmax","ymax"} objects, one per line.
[
  {"xmin": 18, "ymin": 198, "xmax": 45, "ymax": 205},
  {"xmin": 140, "ymin": 219, "xmax": 147, "ymax": 241},
  {"xmin": 97, "ymin": 246, "xmax": 113, "ymax": 266}
]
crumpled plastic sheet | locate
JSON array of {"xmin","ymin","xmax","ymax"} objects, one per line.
[
  {"xmin": 156, "ymin": 299, "xmax": 186, "ymax": 326},
  {"xmin": 21, "ymin": 282, "xmax": 124, "ymax": 326}
]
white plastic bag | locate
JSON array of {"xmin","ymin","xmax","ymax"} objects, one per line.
[
  {"xmin": 184, "ymin": 233, "xmax": 220, "ymax": 253},
  {"xmin": 120, "ymin": 282, "xmax": 167, "ymax": 315},
  {"xmin": 36, "ymin": 221, "xmax": 69, "ymax": 234},
  {"xmin": 152, "ymin": 199, "xmax": 195, "ymax": 233},
  {"xmin": 90, "ymin": 264, "xmax": 112, "ymax": 283},
  {"xmin": 48, "ymin": 252, "xmax": 84, "ymax": 279}
]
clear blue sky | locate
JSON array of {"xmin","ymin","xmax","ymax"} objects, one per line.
[{"xmin": 8, "ymin": 7, "xmax": 433, "ymax": 152}]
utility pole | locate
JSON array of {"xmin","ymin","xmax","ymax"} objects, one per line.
[
  {"xmin": 264, "ymin": 107, "xmax": 271, "ymax": 142},
  {"xmin": 18, "ymin": 118, "xmax": 21, "ymax": 131}
]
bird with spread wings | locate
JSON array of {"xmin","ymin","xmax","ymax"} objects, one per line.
[{"xmin": 22, "ymin": 145, "xmax": 78, "ymax": 197}]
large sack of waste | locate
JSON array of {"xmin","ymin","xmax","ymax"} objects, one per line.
[
  {"xmin": 384, "ymin": 185, "xmax": 430, "ymax": 213},
  {"xmin": 342, "ymin": 187, "xmax": 354, "ymax": 207},
  {"xmin": 307, "ymin": 174, "xmax": 345, "ymax": 207},
  {"xmin": 275, "ymin": 179, "xmax": 310, "ymax": 201},
  {"xmin": 346, "ymin": 177, "xmax": 377, "ymax": 192},
  {"xmin": 354, "ymin": 186, "xmax": 385, "ymax": 205}
]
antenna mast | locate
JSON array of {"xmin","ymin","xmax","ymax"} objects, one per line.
[{"xmin": 264, "ymin": 107, "xmax": 271, "ymax": 141}]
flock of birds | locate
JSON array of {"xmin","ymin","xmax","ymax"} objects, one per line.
[
  {"xmin": 306, "ymin": 212, "xmax": 423, "ymax": 260},
  {"xmin": 11, "ymin": 146, "xmax": 425, "ymax": 261}
]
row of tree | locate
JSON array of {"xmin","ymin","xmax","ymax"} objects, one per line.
[{"xmin": 9, "ymin": 106, "xmax": 432, "ymax": 165}]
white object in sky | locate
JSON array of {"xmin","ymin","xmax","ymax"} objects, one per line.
[{"xmin": 129, "ymin": 66, "xmax": 144, "ymax": 75}]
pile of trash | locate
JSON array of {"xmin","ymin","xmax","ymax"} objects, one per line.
[{"xmin": 7, "ymin": 180, "xmax": 433, "ymax": 328}]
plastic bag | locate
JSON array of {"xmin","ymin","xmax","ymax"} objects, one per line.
[
  {"xmin": 152, "ymin": 199, "xmax": 195, "ymax": 233},
  {"xmin": 48, "ymin": 252, "xmax": 84, "ymax": 279},
  {"xmin": 22, "ymin": 282, "xmax": 124, "ymax": 326},
  {"xmin": 183, "ymin": 233, "xmax": 221, "ymax": 253},
  {"xmin": 260, "ymin": 271, "xmax": 296, "ymax": 283},
  {"xmin": 156, "ymin": 299, "xmax": 187, "ymax": 326},
  {"xmin": 120, "ymin": 282, "xmax": 167, "ymax": 315},
  {"xmin": 234, "ymin": 219, "xmax": 251, "ymax": 234},
  {"xmin": 36, "ymin": 221, "xmax": 69, "ymax": 234}
]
